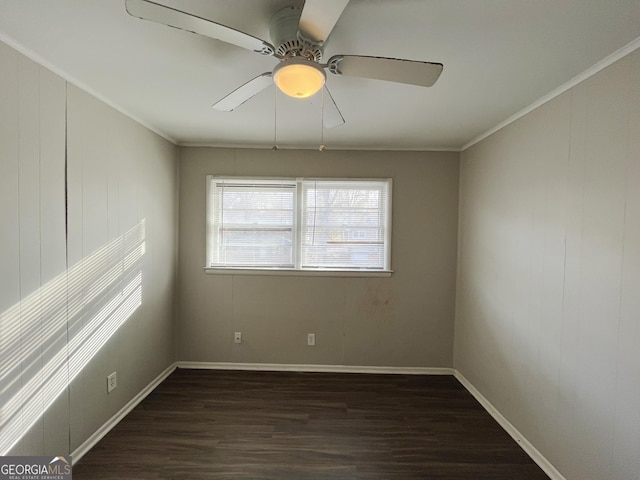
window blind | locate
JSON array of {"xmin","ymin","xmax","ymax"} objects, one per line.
[{"xmin": 207, "ymin": 178, "xmax": 296, "ymax": 268}]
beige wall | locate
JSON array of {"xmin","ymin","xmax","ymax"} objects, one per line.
[
  {"xmin": 455, "ymin": 49, "xmax": 640, "ymax": 479},
  {"xmin": 0, "ymin": 41, "xmax": 178, "ymax": 456},
  {"xmin": 177, "ymin": 148, "xmax": 459, "ymax": 368}
]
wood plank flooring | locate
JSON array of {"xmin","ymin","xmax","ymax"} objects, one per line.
[{"xmin": 73, "ymin": 369, "xmax": 550, "ymax": 479}]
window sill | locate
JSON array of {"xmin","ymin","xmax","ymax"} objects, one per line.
[{"xmin": 203, "ymin": 267, "xmax": 393, "ymax": 278}]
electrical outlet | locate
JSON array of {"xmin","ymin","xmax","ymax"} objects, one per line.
[
  {"xmin": 307, "ymin": 333, "xmax": 316, "ymax": 346},
  {"xmin": 234, "ymin": 332, "xmax": 242, "ymax": 344},
  {"xmin": 107, "ymin": 371, "xmax": 117, "ymax": 393}
]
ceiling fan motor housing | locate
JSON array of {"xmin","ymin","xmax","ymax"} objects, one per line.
[{"xmin": 270, "ymin": 7, "xmax": 322, "ymax": 62}]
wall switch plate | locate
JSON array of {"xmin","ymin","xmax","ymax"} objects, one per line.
[
  {"xmin": 234, "ymin": 332, "xmax": 242, "ymax": 344},
  {"xmin": 307, "ymin": 333, "xmax": 316, "ymax": 346},
  {"xmin": 107, "ymin": 371, "xmax": 117, "ymax": 393}
]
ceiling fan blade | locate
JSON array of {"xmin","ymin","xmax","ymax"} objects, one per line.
[
  {"xmin": 125, "ymin": 0, "xmax": 275, "ymax": 55},
  {"xmin": 327, "ymin": 55, "xmax": 443, "ymax": 87},
  {"xmin": 323, "ymin": 87, "xmax": 345, "ymax": 128},
  {"xmin": 298, "ymin": 0, "xmax": 350, "ymax": 44},
  {"xmin": 212, "ymin": 73, "xmax": 273, "ymax": 112}
]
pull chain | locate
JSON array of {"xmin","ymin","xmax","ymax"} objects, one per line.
[
  {"xmin": 272, "ymin": 86, "xmax": 278, "ymax": 151},
  {"xmin": 319, "ymin": 87, "xmax": 325, "ymax": 151}
]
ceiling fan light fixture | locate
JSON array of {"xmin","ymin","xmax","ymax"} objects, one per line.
[{"xmin": 272, "ymin": 57, "xmax": 326, "ymax": 98}]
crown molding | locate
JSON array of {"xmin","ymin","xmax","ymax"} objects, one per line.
[{"xmin": 461, "ymin": 36, "xmax": 640, "ymax": 151}]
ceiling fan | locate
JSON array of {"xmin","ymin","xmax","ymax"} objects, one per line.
[{"xmin": 125, "ymin": 0, "xmax": 443, "ymax": 128}]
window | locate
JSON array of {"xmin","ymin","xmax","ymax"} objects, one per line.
[{"xmin": 206, "ymin": 176, "xmax": 392, "ymax": 273}]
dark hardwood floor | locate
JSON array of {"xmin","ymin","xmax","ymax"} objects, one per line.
[{"xmin": 73, "ymin": 369, "xmax": 550, "ymax": 479}]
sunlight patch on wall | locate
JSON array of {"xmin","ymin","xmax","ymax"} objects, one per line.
[{"xmin": 0, "ymin": 220, "xmax": 146, "ymax": 454}]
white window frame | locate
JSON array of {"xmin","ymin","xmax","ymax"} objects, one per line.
[{"xmin": 205, "ymin": 175, "xmax": 393, "ymax": 277}]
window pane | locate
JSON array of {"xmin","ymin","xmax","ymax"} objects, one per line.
[
  {"xmin": 301, "ymin": 180, "xmax": 389, "ymax": 270},
  {"xmin": 208, "ymin": 180, "xmax": 295, "ymax": 267},
  {"xmin": 218, "ymin": 229, "xmax": 292, "ymax": 266}
]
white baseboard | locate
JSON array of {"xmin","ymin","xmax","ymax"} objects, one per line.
[
  {"xmin": 176, "ymin": 361, "xmax": 453, "ymax": 376},
  {"xmin": 71, "ymin": 362, "xmax": 177, "ymax": 462},
  {"xmin": 453, "ymin": 371, "xmax": 566, "ymax": 480}
]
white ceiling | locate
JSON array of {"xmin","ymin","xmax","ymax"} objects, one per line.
[{"xmin": 0, "ymin": 0, "xmax": 639, "ymax": 150}]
